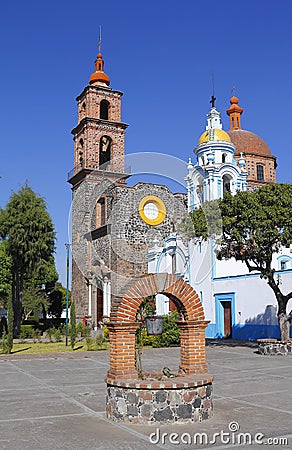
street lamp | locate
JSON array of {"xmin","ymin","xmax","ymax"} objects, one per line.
[{"xmin": 65, "ymin": 243, "xmax": 71, "ymax": 346}]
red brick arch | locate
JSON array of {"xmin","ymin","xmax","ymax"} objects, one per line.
[
  {"xmin": 110, "ymin": 273, "xmax": 205, "ymax": 323},
  {"xmin": 107, "ymin": 273, "xmax": 210, "ymax": 383}
]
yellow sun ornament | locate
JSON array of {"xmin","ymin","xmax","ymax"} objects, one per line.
[{"xmin": 139, "ymin": 196, "xmax": 166, "ymax": 226}]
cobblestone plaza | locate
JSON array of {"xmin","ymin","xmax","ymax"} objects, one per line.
[{"xmin": 0, "ymin": 344, "xmax": 291, "ymax": 449}]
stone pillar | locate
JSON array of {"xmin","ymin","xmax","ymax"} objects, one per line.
[
  {"xmin": 178, "ymin": 320, "xmax": 209, "ymax": 375},
  {"xmin": 106, "ymin": 322, "xmax": 140, "ymax": 382}
]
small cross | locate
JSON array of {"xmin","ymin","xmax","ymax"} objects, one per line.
[{"xmin": 210, "ymin": 95, "xmax": 216, "ymax": 108}]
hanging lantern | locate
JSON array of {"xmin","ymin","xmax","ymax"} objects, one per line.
[{"xmin": 145, "ymin": 315, "xmax": 164, "ymax": 335}]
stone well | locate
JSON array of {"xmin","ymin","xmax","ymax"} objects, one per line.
[{"xmin": 106, "ymin": 273, "xmax": 214, "ymax": 424}]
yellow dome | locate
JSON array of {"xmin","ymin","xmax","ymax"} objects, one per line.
[{"xmin": 198, "ymin": 129, "xmax": 231, "ymax": 144}]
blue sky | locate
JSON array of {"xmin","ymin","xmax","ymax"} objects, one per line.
[{"xmin": 1, "ymin": 0, "xmax": 291, "ymax": 285}]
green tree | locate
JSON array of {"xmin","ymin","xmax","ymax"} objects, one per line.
[
  {"xmin": 6, "ymin": 293, "xmax": 14, "ymax": 353},
  {"xmin": 48, "ymin": 282, "xmax": 71, "ymax": 318},
  {"xmin": 190, "ymin": 184, "xmax": 292, "ymax": 342},
  {"xmin": 22, "ymin": 285, "xmax": 48, "ymax": 320},
  {"xmin": 26, "ymin": 256, "xmax": 58, "ymax": 322},
  {"xmin": 0, "ymin": 240, "xmax": 12, "ymax": 306},
  {"xmin": 69, "ymin": 301, "xmax": 77, "ymax": 350},
  {"xmin": 0, "ymin": 184, "xmax": 56, "ymax": 337},
  {"xmin": 0, "ymin": 294, "xmax": 14, "ymax": 354}
]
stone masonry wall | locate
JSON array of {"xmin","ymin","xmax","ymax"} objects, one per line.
[{"xmin": 107, "ymin": 379, "xmax": 213, "ymax": 424}]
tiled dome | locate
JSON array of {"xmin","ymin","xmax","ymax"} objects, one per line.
[{"xmin": 227, "ymin": 129, "xmax": 271, "ymax": 156}]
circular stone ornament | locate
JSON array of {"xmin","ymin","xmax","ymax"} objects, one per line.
[{"xmin": 139, "ymin": 196, "xmax": 166, "ymax": 226}]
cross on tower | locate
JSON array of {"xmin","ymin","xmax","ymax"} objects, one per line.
[{"xmin": 210, "ymin": 95, "xmax": 216, "ymax": 108}]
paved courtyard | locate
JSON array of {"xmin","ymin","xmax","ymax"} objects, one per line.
[{"xmin": 0, "ymin": 343, "xmax": 291, "ymax": 449}]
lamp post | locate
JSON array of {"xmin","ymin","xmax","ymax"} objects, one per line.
[{"xmin": 65, "ymin": 243, "xmax": 71, "ymax": 346}]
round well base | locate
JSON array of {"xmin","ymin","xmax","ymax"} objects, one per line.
[{"xmin": 106, "ymin": 375, "xmax": 213, "ymax": 424}]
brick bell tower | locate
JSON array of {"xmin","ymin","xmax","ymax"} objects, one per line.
[
  {"xmin": 68, "ymin": 42, "xmax": 128, "ymax": 324},
  {"xmin": 69, "ymin": 49, "xmax": 128, "ymax": 181}
]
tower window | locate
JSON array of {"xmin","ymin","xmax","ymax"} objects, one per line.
[
  {"xmin": 100, "ymin": 100, "xmax": 110, "ymax": 120},
  {"xmin": 222, "ymin": 153, "xmax": 227, "ymax": 163},
  {"xmin": 99, "ymin": 136, "xmax": 112, "ymax": 168},
  {"xmin": 257, "ymin": 164, "xmax": 264, "ymax": 182},
  {"xmin": 96, "ymin": 197, "xmax": 106, "ymax": 227}
]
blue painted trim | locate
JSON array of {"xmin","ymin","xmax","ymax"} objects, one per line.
[
  {"xmin": 206, "ymin": 323, "xmax": 292, "ymax": 341},
  {"xmin": 214, "ymin": 292, "xmax": 236, "ymax": 338},
  {"xmin": 213, "ymin": 269, "xmax": 292, "ymax": 282},
  {"xmin": 187, "ymin": 241, "xmax": 191, "ymax": 282},
  {"xmin": 155, "ymin": 249, "xmax": 166, "ymax": 272},
  {"xmin": 277, "ymin": 255, "xmax": 292, "ymax": 270}
]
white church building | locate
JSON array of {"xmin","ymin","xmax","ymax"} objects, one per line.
[{"xmin": 148, "ymin": 98, "xmax": 292, "ymax": 340}]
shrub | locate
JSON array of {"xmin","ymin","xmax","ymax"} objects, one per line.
[
  {"xmin": 152, "ymin": 312, "xmax": 180, "ymax": 348},
  {"xmin": 137, "ymin": 326, "xmax": 156, "ymax": 347},
  {"xmin": 0, "ymin": 331, "xmax": 12, "ymax": 354},
  {"xmin": 53, "ymin": 328, "xmax": 62, "ymax": 342},
  {"xmin": 76, "ymin": 322, "xmax": 90, "ymax": 337},
  {"xmin": 85, "ymin": 336, "xmax": 94, "ymax": 351},
  {"xmin": 46, "ymin": 327, "xmax": 54, "ymax": 341},
  {"xmin": 103, "ymin": 325, "xmax": 109, "ymax": 341},
  {"xmin": 20, "ymin": 325, "xmax": 36, "ymax": 338},
  {"xmin": 69, "ymin": 301, "xmax": 77, "ymax": 350}
]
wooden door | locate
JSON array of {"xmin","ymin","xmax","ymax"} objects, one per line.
[
  {"xmin": 96, "ymin": 288, "xmax": 103, "ymax": 324},
  {"xmin": 222, "ymin": 301, "xmax": 232, "ymax": 338}
]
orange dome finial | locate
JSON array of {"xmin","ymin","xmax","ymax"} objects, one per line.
[
  {"xmin": 89, "ymin": 26, "xmax": 110, "ymax": 86},
  {"xmin": 226, "ymin": 92, "xmax": 243, "ymax": 130}
]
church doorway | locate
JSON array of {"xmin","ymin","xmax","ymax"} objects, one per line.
[
  {"xmin": 222, "ymin": 301, "xmax": 232, "ymax": 338},
  {"xmin": 96, "ymin": 288, "xmax": 103, "ymax": 324},
  {"xmin": 215, "ymin": 293, "xmax": 235, "ymax": 339}
]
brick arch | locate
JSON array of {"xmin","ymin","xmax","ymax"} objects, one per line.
[
  {"xmin": 110, "ymin": 273, "xmax": 205, "ymax": 323},
  {"xmin": 107, "ymin": 274, "xmax": 210, "ymax": 383}
]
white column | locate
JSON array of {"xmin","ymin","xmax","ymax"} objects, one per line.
[
  {"xmin": 88, "ymin": 283, "xmax": 92, "ymax": 316},
  {"xmin": 106, "ymin": 281, "xmax": 111, "ymax": 317},
  {"xmin": 103, "ymin": 279, "xmax": 112, "ymax": 318},
  {"xmin": 103, "ymin": 280, "xmax": 107, "ymax": 319}
]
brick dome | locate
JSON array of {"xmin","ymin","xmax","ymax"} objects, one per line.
[{"xmin": 227, "ymin": 129, "xmax": 272, "ymax": 156}]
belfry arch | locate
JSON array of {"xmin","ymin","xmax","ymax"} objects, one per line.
[{"xmin": 107, "ymin": 273, "xmax": 210, "ymax": 382}]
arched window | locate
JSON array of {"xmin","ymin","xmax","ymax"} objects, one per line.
[
  {"xmin": 222, "ymin": 153, "xmax": 227, "ymax": 163},
  {"xmin": 222, "ymin": 174, "xmax": 231, "ymax": 194},
  {"xmin": 100, "ymin": 100, "xmax": 110, "ymax": 120},
  {"xmin": 277, "ymin": 256, "xmax": 292, "ymax": 271},
  {"xmin": 96, "ymin": 197, "xmax": 106, "ymax": 227},
  {"xmin": 257, "ymin": 164, "xmax": 264, "ymax": 182},
  {"xmin": 99, "ymin": 136, "xmax": 112, "ymax": 168}
]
